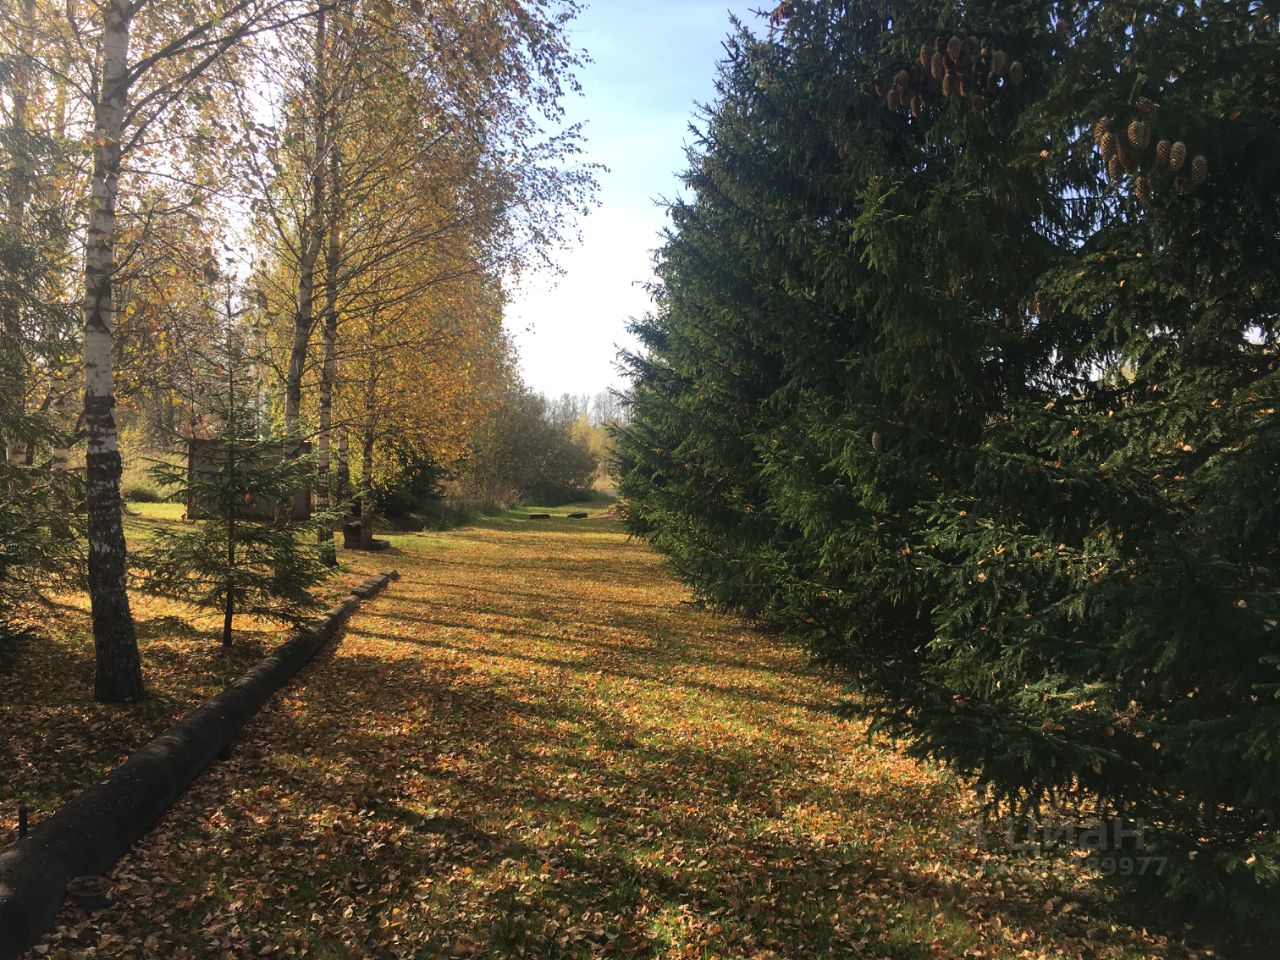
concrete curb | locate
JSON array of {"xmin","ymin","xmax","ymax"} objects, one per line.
[{"xmin": 0, "ymin": 569, "xmax": 399, "ymax": 960}]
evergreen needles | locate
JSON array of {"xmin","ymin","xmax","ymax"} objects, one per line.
[
  {"xmin": 138, "ymin": 307, "xmax": 335, "ymax": 647},
  {"xmin": 617, "ymin": 0, "xmax": 1280, "ymax": 931}
]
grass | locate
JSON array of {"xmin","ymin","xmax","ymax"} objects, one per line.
[{"xmin": 5, "ymin": 505, "xmax": 1214, "ymax": 958}]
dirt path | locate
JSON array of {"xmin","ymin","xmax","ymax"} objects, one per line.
[{"xmin": 27, "ymin": 513, "xmax": 1199, "ymax": 959}]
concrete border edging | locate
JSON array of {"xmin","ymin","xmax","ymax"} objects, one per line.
[{"xmin": 0, "ymin": 569, "xmax": 399, "ymax": 960}]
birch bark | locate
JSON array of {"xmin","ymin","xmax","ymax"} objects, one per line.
[
  {"xmin": 336, "ymin": 425, "xmax": 351, "ymax": 512},
  {"xmin": 316, "ymin": 144, "xmax": 341, "ymax": 560},
  {"xmin": 83, "ymin": 0, "xmax": 144, "ymax": 703},
  {"xmin": 283, "ymin": 6, "xmax": 329, "ymax": 439},
  {"xmin": 359, "ymin": 337, "xmax": 379, "ymax": 544}
]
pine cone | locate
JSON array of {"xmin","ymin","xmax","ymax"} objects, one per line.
[
  {"xmin": 871, "ymin": 431, "xmax": 883, "ymax": 453},
  {"xmin": 911, "ymin": 95, "xmax": 922, "ymax": 118},
  {"xmin": 943, "ymin": 72, "xmax": 955, "ymax": 97},
  {"xmin": 947, "ymin": 35, "xmax": 963, "ymax": 63},
  {"xmin": 1117, "ymin": 139, "xmax": 1137, "ymax": 172},
  {"xmin": 1154, "ymin": 139, "xmax": 1171, "ymax": 168},
  {"xmin": 1008, "ymin": 61, "xmax": 1024, "ymax": 85},
  {"xmin": 959, "ymin": 76, "xmax": 970, "ymax": 98},
  {"xmin": 1127, "ymin": 120, "xmax": 1152, "ymax": 151},
  {"xmin": 967, "ymin": 35, "xmax": 981, "ymax": 57},
  {"xmin": 931, "ymin": 52, "xmax": 946, "ymax": 81},
  {"xmin": 895, "ymin": 69, "xmax": 910, "ymax": 90},
  {"xmin": 919, "ymin": 43, "xmax": 930, "ymax": 67},
  {"xmin": 1170, "ymin": 140, "xmax": 1187, "ymax": 171},
  {"xmin": 992, "ymin": 50, "xmax": 1009, "ymax": 76},
  {"xmin": 1107, "ymin": 156, "xmax": 1122, "ymax": 181},
  {"xmin": 1136, "ymin": 96, "xmax": 1158, "ymax": 117},
  {"xmin": 887, "ymin": 88, "xmax": 900, "ymax": 111},
  {"xmin": 1134, "ymin": 174, "xmax": 1151, "ymax": 204},
  {"xmin": 1093, "ymin": 118, "xmax": 1111, "ymax": 147},
  {"xmin": 1099, "ymin": 130, "xmax": 1116, "ymax": 159},
  {"xmin": 1191, "ymin": 154, "xmax": 1209, "ymax": 186}
]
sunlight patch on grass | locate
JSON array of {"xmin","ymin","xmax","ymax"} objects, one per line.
[{"xmin": 12, "ymin": 509, "xmax": 1210, "ymax": 959}]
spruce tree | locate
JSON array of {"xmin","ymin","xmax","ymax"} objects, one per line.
[
  {"xmin": 618, "ymin": 0, "xmax": 1280, "ymax": 927},
  {"xmin": 1, "ymin": 113, "xmax": 82, "ymax": 645},
  {"xmin": 139, "ymin": 310, "xmax": 334, "ymax": 647},
  {"xmin": 0, "ymin": 355, "xmax": 82, "ymax": 644}
]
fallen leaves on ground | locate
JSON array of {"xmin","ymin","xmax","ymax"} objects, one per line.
[
  {"xmin": 11, "ymin": 508, "xmax": 1207, "ymax": 959},
  {"xmin": 0, "ymin": 503, "xmax": 381, "ymax": 835}
]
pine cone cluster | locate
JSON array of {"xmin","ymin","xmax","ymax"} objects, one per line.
[
  {"xmin": 882, "ymin": 33, "xmax": 1025, "ymax": 119},
  {"xmin": 1093, "ymin": 103, "xmax": 1210, "ymax": 203}
]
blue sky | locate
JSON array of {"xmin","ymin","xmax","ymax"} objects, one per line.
[{"xmin": 504, "ymin": 0, "xmax": 765, "ymax": 399}]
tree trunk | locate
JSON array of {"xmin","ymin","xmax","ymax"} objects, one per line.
[
  {"xmin": 359, "ymin": 351, "xmax": 377, "ymax": 544},
  {"xmin": 222, "ymin": 592, "xmax": 234, "ymax": 648},
  {"xmin": 283, "ymin": 7, "xmax": 329, "ymax": 440},
  {"xmin": 336, "ymin": 426, "xmax": 351, "ymax": 513},
  {"xmin": 223, "ymin": 356, "xmax": 237, "ymax": 647},
  {"xmin": 84, "ymin": 0, "xmax": 143, "ymax": 704},
  {"xmin": 2, "ymin": 0, "xmax": 35, "ymax": 467},
  {"xmin": 49, "ymin": 383, "xmax": 71, "ymax": 471},
  {"xmin": 316, "ymin": 145, "xmax": 341, "ymax": 563},
  {"xmin": 360, "ymin": 426, "xmax": 375, "ymax": 545}
]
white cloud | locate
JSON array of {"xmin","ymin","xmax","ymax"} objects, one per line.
[{"xmin": 505, "ymin": 204, "xmax": 662, "ymax": 397}]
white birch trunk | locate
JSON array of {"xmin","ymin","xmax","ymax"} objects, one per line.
[
  {"xmin": 83, "ymin": 0, "xmax": 143, "ymax": 703},
  {"xmin": 316, "ymin": 144, "xmax": 341, "ymax": 560},
  {"xmin": 283, "ymin": 6, "xmax": 329, "ymax": 439},
  {"xmin": 359, "ymin": 345, "xmax": 379, "ymax": 543}
]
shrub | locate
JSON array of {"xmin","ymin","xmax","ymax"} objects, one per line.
[
  {"xmin": 453, "ymin": 379, "xmax": 598, "ymax": 507},
  {"xmin": 373, "ymin": 447, "xmax": 449, "ymax": 528},
  {"xmin": 121, "ymin": 482, "xmax": 164, "ymax": 503},
  {"xmin": 0, "ymin": 123, "xmax": 81, "ymax": 642}
]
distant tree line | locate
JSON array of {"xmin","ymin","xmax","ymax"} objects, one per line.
[{"xmin": 373, "ymin": 382, "xmax": 621, "ymax": 523}]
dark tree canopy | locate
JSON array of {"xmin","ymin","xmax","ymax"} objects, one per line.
[{"xmin": 617, "ymin": 0, "xmax": 1280, "ymax": 924}]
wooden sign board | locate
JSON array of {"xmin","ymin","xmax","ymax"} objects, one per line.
[{"xmin": 186, "ymin": 439, "xmax": 313, "ymax": 521}]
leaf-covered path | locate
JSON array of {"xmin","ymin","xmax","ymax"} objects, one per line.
[{"xmin": 29, "ymin": 511, "xmax": 1201, "ymax": 959}]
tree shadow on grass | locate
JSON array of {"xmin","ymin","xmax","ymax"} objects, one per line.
[
  {"xmin": 403, "ymin": 576, "xmax": 683, "ymax": 613},
  {"xmin": 412, "ymin": 550, "xmax": 669, "ymax": 591},
  {"xmin": 348, "ymin": 623, "xmax": 838, "ymax": 717},
  {"xmin": 22, "ymin": 518, "xmax": 1223, "ymax": 960},
  {"xmin": 195, "ymin": 643, "xmax": 1142, "ymax": 960}
]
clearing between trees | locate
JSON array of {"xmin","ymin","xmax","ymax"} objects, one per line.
[{"xmin": 13, "ymin": 507, "xmax": 1205, "ymax": 959}]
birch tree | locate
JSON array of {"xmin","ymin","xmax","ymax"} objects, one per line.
[
  {"xmin": 69, "ymin": 0, "xmax": 314, "ymax": 702},
  {"xmin": 250, "ymin": 0, "xmax": 595, "ymax": 552}
]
